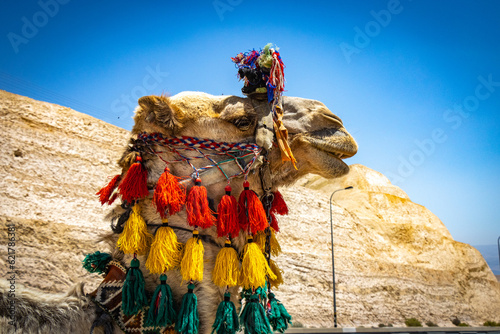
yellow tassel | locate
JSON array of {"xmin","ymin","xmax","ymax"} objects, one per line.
[
  {"xmin": 212, "ymin": 239, "xmax": 240, "ymax": 287},
  {"xmin": 239, "ymin": 236, "xmax": 276, "ymax": 289},
  {"xmin": 254, "ymin": 228, "xmax": 281, "ymax": 257},
  {"xmin": 145, "ymin": 219, "xmax": 181, "ymax": 274},
  {"xmin": 180, "ymin": 230, "xmax": 204, "ymax": 281},
  {"xmin": 117, "ymin": 204, "xmax": 152, "ymax": 255},
  {"xmin": 269, "ymin": 259, "xmax": 284, "ymax": 288},
  {"xmin": 253, "ymin": 231, "xmax": 265, "ymax": 251}
]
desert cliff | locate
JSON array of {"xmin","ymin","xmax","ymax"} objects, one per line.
[{"xmin": 1, "ymin": 90, "xmax": 499, "ymax": 328}]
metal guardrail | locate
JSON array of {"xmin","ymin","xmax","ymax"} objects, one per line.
[{"xmin": 285, "ymin": 327, "xmax": 500, "ymax": 334}]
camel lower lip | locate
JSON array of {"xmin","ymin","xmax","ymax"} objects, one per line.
[
  {"xmin": 324, "ymin": 150, "xmax": 349, "ymax": 170},
  {"xmin": 306, "ymin": 137, "xmax": 354, "ymax": 159}
]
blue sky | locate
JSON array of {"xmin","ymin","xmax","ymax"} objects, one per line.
[{"xmin": 1, "ymin": 1, "xmax": 499, "ymax": 255}]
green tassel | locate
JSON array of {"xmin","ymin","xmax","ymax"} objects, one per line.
[
  {"xmin": 240, "ymin": 288, "xmax": 252, "ymax": 302},
  {"xmin": 211, "ymin": 292, "xmax": 239, "ymax": 334},
  {"xmin": 145, "ymin": 274, "xmax": 176, "ymax": 328},
  {"xmin": 255, "ymin": 283, "xmax": 267, "ymax": 301},
  {"xmin": 121, "ymin": 258, "xmax": 148, "ymax": 316},
  {"xmin": 240, "ymin": 293, "xmax": 272, "ymax": 334},
  {"xmin": 240, "ymin": 281, "xmax": 266, "ymax": 303},
  {"xmin": 82, "ymin": 251, "xmax": 112, "ymax": 274},
  {"xmin": 267, "ymin": 292, "xmax": 292, "ymax": 333},
  {"xmin": 176, "ymin": 283, "xmax": 199, "ymax": 334}
]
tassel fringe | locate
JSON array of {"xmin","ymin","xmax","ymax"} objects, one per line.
[
  {"xmin": 145, "ymin": 220, "xmax": 181, "ymax": 274},
  {"xmin": 239, "ymin": 236, "xmax": 276, "ymax": 289},
  {"xmin": 216, "ymin": 185, "xmax": 240, "ymax": 237},
  {"xmin": 153, "ymin": 167, "xmax": 186, "ymax": 217},
  {"xmin": 145, "ymin": 274, "xmax": 176, "ymax": 328},
  {"xmin": 240, "ymin": 293, "xmax": 272, "ymax": 334},
  {"xmin": 180, "ymin": 230, "xmax": 204, "ymax": 282},
  {"xmin": 212, "ymin": 240, "xmax": 240, "ymax": 288},
  {"xmin": 271, "ymin": 191, "xmax": 288, "ymax": 215},
  {"xmin": 267, "ymin": 292, "xmax": 292, "ymax": 333},
  {"xmin": 122, "ymin": 258, "xmax": 148, "ymax": 316},
  {"xmin": 176, "ymin": 283, "xmax": 199, "ymax": 334},
  {"xmin": 186, "ymin": 178, "xmax": 216, "ymax": 229},
  {"xmin": 117, "ymin": 204, "xmax": 152, "ymax": 255},
  {"xmin": 211, "ymin": 292, "xmax": 239, "ymax": 334},
  {"xmin": 269, "ymin": 259, "xmax": 284, "ymax": 288},
  {"xmin": 253, "ymin": 228, "xmax": 281, "ymax": 257},
  {"xmin": 238, "ymin": 181, "xmax": 268, "ymax": 234},
  {"xmin": 82, "ymin": 251, "xmax": 112, "ymax": 274},
  {"xmin": 118, "ymin": 156, "xmax": 149, "ymax": 203},
  {"xmin": 96, "ymin": 175, "xmax": 121, "ymax": 205}
]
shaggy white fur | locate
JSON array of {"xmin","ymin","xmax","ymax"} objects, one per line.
[{"xmin": 0, "ymin": 280, "xmax": 96, "ymax": 334}]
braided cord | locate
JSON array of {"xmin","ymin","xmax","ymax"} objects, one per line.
[{"xmin": 136, "ymin": 132, "xmax": 262, "ymax": 181}]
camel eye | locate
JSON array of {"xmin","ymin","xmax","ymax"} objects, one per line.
[{"xmin": 233, "ymin": 117, "xmax": 252, "ymax": 131}]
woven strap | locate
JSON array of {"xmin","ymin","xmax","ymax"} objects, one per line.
[
  {"xmin": 137, "ymin": 132, "xmax": 262, "ymax": 181},
  {"xmin": 137, "ymin": 132, "xmax": 261, "ymax": 153}
]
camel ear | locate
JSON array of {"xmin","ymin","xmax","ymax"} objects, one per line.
[{"xmin": 138, "ymin": 95, "xmax": 183, "ymax": 130}]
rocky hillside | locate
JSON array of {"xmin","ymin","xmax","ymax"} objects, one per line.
[
  {"xmin": 0, "ymin": 90, "xmax": 129, "ymax": 293},
  {"xmin": 277, "ymin": 166, "xmax": 500, "ymax": 327},
  {"xmin": 1, "ymin": 90, "xmax": 499, "ymax": 328}
]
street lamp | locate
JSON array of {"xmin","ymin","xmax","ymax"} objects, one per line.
[
  {"xmin": 329, "ymin": 186, "xmax": 353, "ymax": 328},
  {"xmin": 497, "ymin": 236, "xmax": 500, "ymax": 274}
]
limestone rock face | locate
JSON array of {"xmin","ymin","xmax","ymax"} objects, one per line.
[
  {"xmin": 1, "ymin": 90, "xmax": 499, "ymax": 328},
  {"xmin": 0, "ymin": 90, "xmax": 129, "ymax": 293}
]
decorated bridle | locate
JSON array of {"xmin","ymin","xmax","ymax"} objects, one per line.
[
  {"xmin": 136, "ymin": 132, "xmax": 263, "ymax": 182},
  {"xmin": 85, "ymin": 44, "xmax": 293, "ymax": 334}
]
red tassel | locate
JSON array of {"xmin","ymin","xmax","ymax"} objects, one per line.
[
  {"xmin": 186, "ymin": 178, "xmax": 215, "ymax": 229},
  {"xmin": 153, "ymin": 166, "xmax": 186, "ymax": 218},
  {"xmin": 238, "ymin": 181, "xmax": 268, "ymax": 234},
  {"xmin": 96, "ymin": 174, "xmax": 121, "ymax": 205},
  {"xmin": 271, "ymin": 191, "xmax": 288, "ymax": 215},
  {"xmin": 118, "ymin": 156, "xmax": 149, "ymax": 203},
  {"xmin": 216, "ymin": 185, "xmax": 240, "ymax": 237},
  {"xmin": 269, "ymin": 211, "xmax": 280, "ymax": 232}
]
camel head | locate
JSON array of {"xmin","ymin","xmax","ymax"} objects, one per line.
[
  {"xmin": 102, "ymin": 91, "xmax": 358, "ymax": 334},
  {"xmin": 129, "ymin": 92, "xmax": 357, "ymax": 193}
]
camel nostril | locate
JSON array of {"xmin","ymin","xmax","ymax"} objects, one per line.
[
  {"xmin": 309, "ymin": 128, "xmax": 344, "ymax": 138},
  {"xmin": 322, "ymin": 111, "xmax": 343, "ymax": 127}
]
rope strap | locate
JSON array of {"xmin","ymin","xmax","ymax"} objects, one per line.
[
  {"xmin": 136, "ymin": 132, "xmax": 262, "ymax": 181},
  {"xmin": 137, "ymin": 132, "xmax": 261, "ymax": 153}
]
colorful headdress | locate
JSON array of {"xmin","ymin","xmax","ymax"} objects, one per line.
[{"xmin": 231, "ymin": 43, "xmax": 296, "ymax": 168}]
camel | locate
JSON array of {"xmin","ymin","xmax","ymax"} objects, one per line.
[{"xmin": 0, "ymin": 92, "xmax": 357, "ymax": 334}]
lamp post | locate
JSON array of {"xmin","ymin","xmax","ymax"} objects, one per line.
[
  {"xmin": 329, "ymin": 186, "xmax": 353, "ymax": 328},
  {"xmin": 497, "ymin": 236, "xmax": 500, "ymax": 274}
]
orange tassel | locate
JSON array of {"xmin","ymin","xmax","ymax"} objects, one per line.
[
  {"xmin": 96, "ymin": 174, "xmax": 121, "ymax": 205},
  {"xmin": 186, "ymin": 178, "xmax": 215, "ymax": 229},
  {"xmin": 118, "ymin": 156, "xmax": 149, "ymax": 203},
  {"xmin": 153, "ymin": 166, "xmax": 186, "ymax": 218},
  {"xmin": 238, "ymin": 181, "xmax": 268, "ymax": 234},
  {"xmin": 216, "ymin": 185, "xmax": 240, "ymax": 237}
]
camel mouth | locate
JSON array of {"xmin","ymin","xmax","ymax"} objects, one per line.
[
  {"xmin": 303, "ymin": 129, "xmax": 358, "ymax": 160},
  {"xmin": 324, "ymin": 149, "xmax": 350, "ymax": 161}
]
